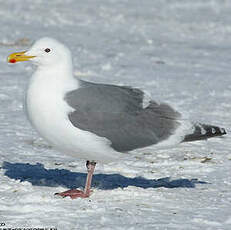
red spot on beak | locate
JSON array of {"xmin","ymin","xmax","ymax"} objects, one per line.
[{"xmin": 9, "ymin": 59, "xmax": 16, "ymax": 63}]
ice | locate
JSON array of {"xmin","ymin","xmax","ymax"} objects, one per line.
[{"xmin": 0, "ymin": 0, "xmax": 231, "ymax": 230}]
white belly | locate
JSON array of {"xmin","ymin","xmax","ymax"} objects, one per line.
[{"xmin": 25, "ymin": 71, "xmax": 121, "ymax": 163}]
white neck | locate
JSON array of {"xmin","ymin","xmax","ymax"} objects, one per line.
[
  {"xmin": 25, "ymin": 62, "xmax": 79, "ymax": 131},
  {"xmin": 31, "ymin": 62, "xmax": 78, "ymax": 92}
]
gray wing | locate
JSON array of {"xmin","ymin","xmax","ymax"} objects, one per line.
[{"xmin": 65, "ymin": 80, "xmax": 181, "ymax": 152}]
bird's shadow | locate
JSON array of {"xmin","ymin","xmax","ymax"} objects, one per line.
[{"xmin": 2, "ymin": 161, "xmax": 207, "ymax": 190}]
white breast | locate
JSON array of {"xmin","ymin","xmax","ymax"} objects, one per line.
[{"xmin": 25, "ymin": 67, "xmax": 122, "ymax": 163}]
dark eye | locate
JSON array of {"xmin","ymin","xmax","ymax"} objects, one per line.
[{"xmin": 44, "ymin": 48, "xmax": 51, "ymax": 53}]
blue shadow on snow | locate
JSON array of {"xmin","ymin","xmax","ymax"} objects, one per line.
[{"xmin": 2, "ymin": 161, "xmax": 207, "ymax": 190}]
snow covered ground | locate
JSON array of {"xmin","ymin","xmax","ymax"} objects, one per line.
[{"xmin": 0, "ymin": 0, "xmax": 231, "ymax": 229}]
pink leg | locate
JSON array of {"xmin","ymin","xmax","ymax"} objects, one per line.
[{"xmin": 55, "ymin": 161, "xmax": 96, "ymax": 199}]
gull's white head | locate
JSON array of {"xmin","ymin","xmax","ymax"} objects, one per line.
[{"xmin": 8, "ymin": 37, "xmax": 72, "ymax": 67}]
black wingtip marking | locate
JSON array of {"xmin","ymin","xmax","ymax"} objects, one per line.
[{"xmin": 183, "ymin": 123, "xmax": 227, "ymax": 143}]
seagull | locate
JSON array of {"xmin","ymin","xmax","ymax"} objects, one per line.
[{"xmin": 8, "ymin": 37, "xmax": 226, "ymax": 199}]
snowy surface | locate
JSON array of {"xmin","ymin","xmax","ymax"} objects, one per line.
[{"xmin": 0, "ymin": 0, "xmax": 231, "ymax": 229}]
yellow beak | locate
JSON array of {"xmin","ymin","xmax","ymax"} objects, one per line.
[{"xmin": 7, "ymin": 51, "xmax": 36, "ymax": 63}]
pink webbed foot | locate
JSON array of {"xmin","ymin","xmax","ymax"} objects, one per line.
[
  {"xmin": 55, "ymin": 161, "xmax": 96, "ymax": 199},
  {"xmin": 55, "ymin": 189, "xmax": 91, "ymax": 199}
]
